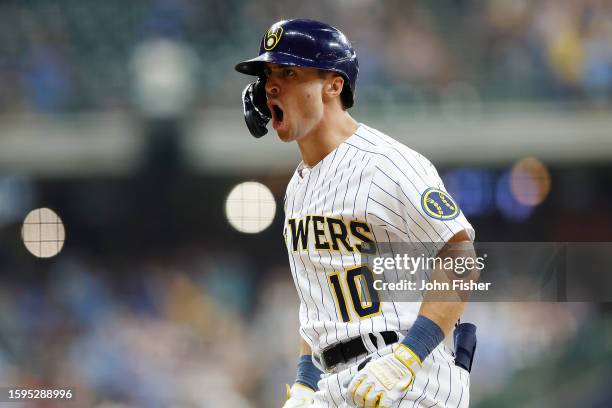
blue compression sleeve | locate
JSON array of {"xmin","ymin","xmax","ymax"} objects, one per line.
[
  {"xmin": 401, "ymin": 315, "xmax": 445, "ymax": 362},
  {"xmin": 295, "ymin": 355, "xmax": 323, "ymax": 391}
]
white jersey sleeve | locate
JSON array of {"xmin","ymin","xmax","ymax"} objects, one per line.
[{"xmin": 367, "ymin": 146, "xmax": 474, "ymax": 252}]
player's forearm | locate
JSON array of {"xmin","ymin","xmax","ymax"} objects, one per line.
[
  {"xmin": 402, "ymin": 230, "xmax": 478, "ymax": 361},
  {"xmin": 419, "ymin": 299, "xmax": 465, "ymax": 337},
  {"xmin": 419, "ymin": 260, "xmax": 472, "ymax": 336},
  {"xmin": 421, "ymin": 230, "xmax": 477, "ymax": 334}
]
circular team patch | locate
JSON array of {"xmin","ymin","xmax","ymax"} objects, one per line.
[{"xmin": 421, "ymin": 188, "xmax": 460, "ymax": 220}]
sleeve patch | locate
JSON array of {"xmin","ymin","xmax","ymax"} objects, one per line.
[{"xmin": 421, "ymin": 188, "xmax": 460, "ymax": 220}]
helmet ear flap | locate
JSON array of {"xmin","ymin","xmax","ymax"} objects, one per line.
[
  {"xmin": 242, "ymin": 77, "xmax": 272, "ymax": 138},
  {"xmin": 252, "ymin": 76, "xmax": 270, "ymax": 116}
]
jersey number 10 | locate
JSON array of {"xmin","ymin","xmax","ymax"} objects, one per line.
[{"xmin": 328, "ymin": 266, "xmax": 381, "ymax": 322}]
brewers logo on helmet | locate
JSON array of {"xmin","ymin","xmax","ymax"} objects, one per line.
[{"xmin": 263, "ymin": 25, "xmax": 283, "ymax": 50}]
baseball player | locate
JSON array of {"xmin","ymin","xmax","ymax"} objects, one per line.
[{"xmin": 235, "ymin": 19, "xmax": 477, "ymax": 408}]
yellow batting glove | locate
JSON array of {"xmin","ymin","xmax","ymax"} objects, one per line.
[
  {"xmin": 346, "ymin": 345, "xmax": 422, "ymax": 408},
  {"xmin": 282, "ymin": 383, "xmax": 315, "ymax": 408}
]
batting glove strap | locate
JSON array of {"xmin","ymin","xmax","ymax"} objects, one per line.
[
  {"xmin": 393, "ymin": 344, "xmax": 422, "ymax": 374},
  {"xmin": 346, "ymin": 345, "xmax": 422, "ymax": 408}
]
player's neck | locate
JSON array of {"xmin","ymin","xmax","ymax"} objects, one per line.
[{"xmin": 297, "ymin": 110, "xmax": 359, "ymax": 167}]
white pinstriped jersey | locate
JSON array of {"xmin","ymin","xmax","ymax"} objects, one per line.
[{"xmin": 283, "ymin": 123, "xmax": 474, "ymax": 354}]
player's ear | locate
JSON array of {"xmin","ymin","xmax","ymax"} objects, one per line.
[
  {"xmin": 323, "ymin": 74, "xmax": 344, "ymax": 101},
  {"xmin": 323, "ymin": 73, "xmax": 344, "ymax": 106}
]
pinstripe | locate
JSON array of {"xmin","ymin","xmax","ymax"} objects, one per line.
[
  {"xmin": 373, "ymin": 166, "xmax": 441, "ymax": 243},
  {"xmin": 371, "ymin": 181, "xmax": 404, "ymax": 206},
  {"xmin": 296, "ymin": 163, "xmax": 325, "ymax": 341},
  {"xmin": 443, "ymin": 359, "xmax": 453, "ymax": 407},
  {"xmin": 332, "ymin": 147, "xmax": 359, "ymax": 340},
  {"xmin": 355, "ymin": 130, "xmax": 428, "ymax": 193},
  {"xmin": 345, "ymin": 149, "xmax": 366, "ymax": 340},
  {"xmin": 370, "ymin": 179, "xmax": 434, "ymax": 252},
  {"xmin": 456, "ymin": 369, "xmax": 464, "ymax": 408},
  {"xmin": 347, "ymin": 144, "xmax": 449, "ymax": 242},
  {"xmin": 310, "ymin": 150, "xmax": 337, "ymax": 346},
  {"xmin": 306, "ymin": 159, "xmax": 333, "ymax": 342},
  {"xmin": 358, "ymin": 125, "xmax": 428, "ymax": 177},
  {"xmin": 371, "ymin": 168, "xmax": 440, "ymax": 256},
  {"xmin": 325, "ymin": 153, "xmax": 355, "ymax": 344},
  {"xmin": 366, "ymin": 212, "xmax": 408, "ymax": 236},
  {"xmin": 315, "ymin": 147, "xmax": 342, "ymax": 346},
  {"xmin": 286, "ymin": 170, "xmax": 316, "ymax": 344},
  {"xmin": 410, "ymin": 373, "xmax": 431, "ymax": 408},
  {"xmin": 423, "ymin": 365, "xmax": 441, "ymax": 408},
  {"xmin": 345, "ymin": 141, "xmax": 461, "ymax": 245},
  {"xmin": 352, "ymin": 155, "xmax": 372, "ymax": 338},
  {"xmin": 377, "ymin": 155, "xmax": 450, "ymax": 242},
  {"xmin": 330, "ymin": 147, "xmax": 352, "ymax": 213},
  {"xmin": 368, "ymin": 195, "xmax": 407, "ymax": 224},
  {"xmin": 364, "ymin": 174, "xmax": 389, "ymax": 334},
  {"xmin": 325, "ymin": 146, "xmax": 354, "ymax": 341},
  {"xmin": 382, "ymin": 230, "xmax": 402, "ymax": 330},
  {"xmin": 286, "ymin": 247, "xmax": 315, "ymax": 343},
  {"xmin": 334, "ymin": 373, "xmax": 346, "ymax": 406},
  {"xmin": 360, "ymin": 125, "xmax": 470, "ymax": 237}
]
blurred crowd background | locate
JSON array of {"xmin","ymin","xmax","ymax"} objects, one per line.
[
  {"xmin": 0, "ymin": 0, "xmax": 612, "ymax": 407},
  {"xmin": 2, "ymin": 0, "xmax": 612, "ymax": 111}
]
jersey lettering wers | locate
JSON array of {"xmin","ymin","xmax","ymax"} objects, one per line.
[{"xmin": 283, "ymin": 124, "xmax": 475, "ymax": 353}]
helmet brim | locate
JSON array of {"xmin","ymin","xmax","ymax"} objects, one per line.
[{"xmin": 235, "ymin": 52, "xmax": 330, "ymax": 76}]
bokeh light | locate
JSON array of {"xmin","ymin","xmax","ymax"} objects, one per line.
[
  {"xmin": 510, "ymin": 157, "xmax": 551, "ymax": 206},
  {"xmin": 443, "ymin": 168, "xmax": 495, "ymax": 216},
  {"xmin": 496, "ymin": 171, "xmax": 534, "ymax": 222},
  {"xmin": 225, "ymin": 182, "xmax": 276, "ymax": 234},
  {"xmin": 21, "ymin": 207, "xmax": 66, "ymax": 258}
]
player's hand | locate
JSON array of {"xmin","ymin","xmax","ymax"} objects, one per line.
[
  {"xmin": 346, "ymin": 345, "xmax": 422, "ymax": 408},
  {"xmin": 282, "ymin": 383, "xmax": 315, "ymax": 408}
]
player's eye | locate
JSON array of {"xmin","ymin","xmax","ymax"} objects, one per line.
[{"xmin": 283, "ymin": 68, "xmax": 296, "ymax": 78}]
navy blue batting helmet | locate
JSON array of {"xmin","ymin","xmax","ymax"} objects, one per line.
[{"xmin": 235, "ymin": 19, "xmax": 359, "ymax": 108}]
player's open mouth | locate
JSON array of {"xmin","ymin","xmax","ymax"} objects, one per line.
[{"xmin": 270, "ymin": 103, "xmax": 285, "ymax": 130}]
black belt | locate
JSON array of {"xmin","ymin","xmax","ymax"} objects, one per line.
[{"xmin": 320, "ymin": 331, "xmax": 399, "ymax": 371}]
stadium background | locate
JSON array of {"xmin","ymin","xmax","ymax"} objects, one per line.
[{"xmin": 0, "ymin": 0, "xmax": 611, "ymax": 406}]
